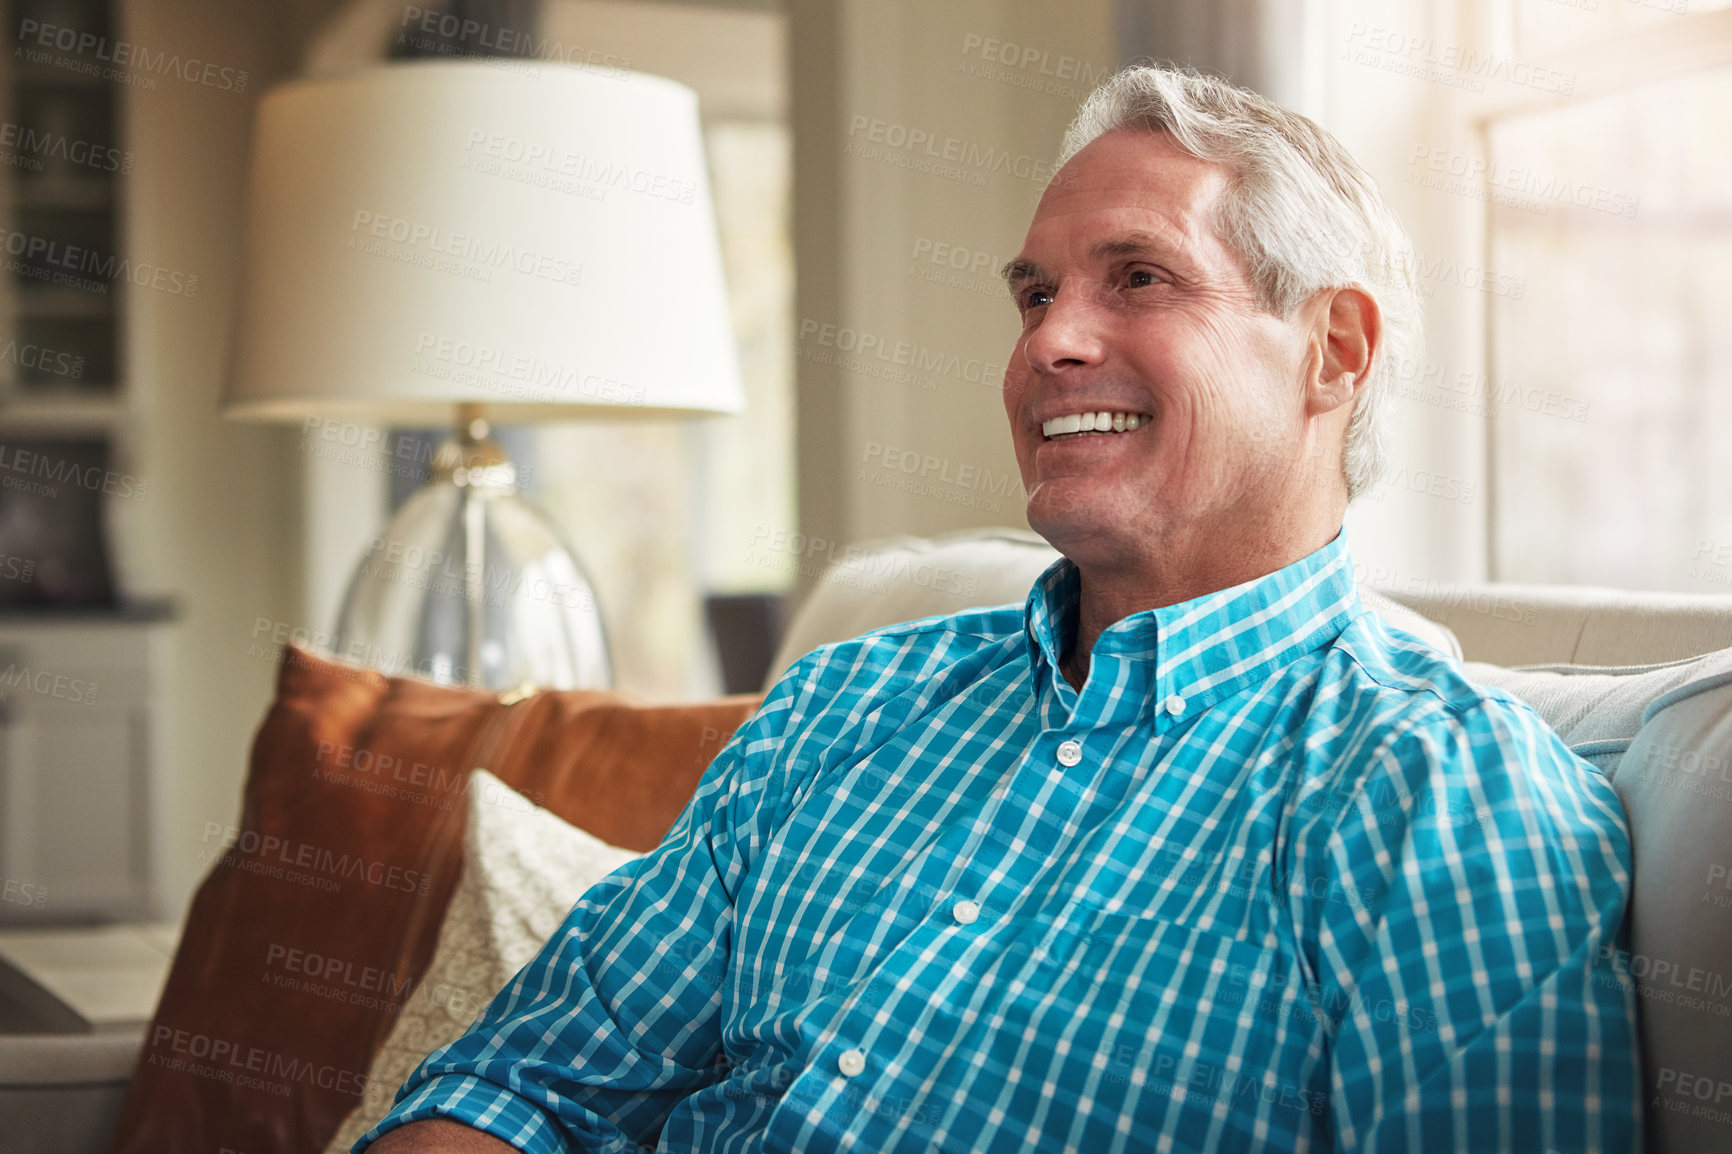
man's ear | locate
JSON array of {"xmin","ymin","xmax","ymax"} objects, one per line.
[{"xmin": 1307, "ymin": 285, "xmax": 1380, "ymax": 417}]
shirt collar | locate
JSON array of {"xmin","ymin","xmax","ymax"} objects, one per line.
[{"xmin": 1023, "ymin": 532, "xmax": 1361, "ymax": 730}]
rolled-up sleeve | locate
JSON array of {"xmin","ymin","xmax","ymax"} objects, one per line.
[
  {"xmin": 1313, "ymin": 698, "xmax": 1643, "ymax": 1152},
  {"xmin": 355, "ymin": 655, "xmax": 818, "ymax": 1154}
]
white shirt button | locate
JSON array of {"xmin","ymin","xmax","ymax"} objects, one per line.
[
  {"xmin": 1165, "ymin": 694, "xmax": 1187, "ymax": 716},
  {"xmin": 1056, "ymin": 739, "xmax": 1082, "ymax": 766},
  {"xmin": 952, "ymin": 899, "xmax": 980, "ymax": 925},
  {"xmin": 838, "ymin": 1048, "xmax": 867, "ymax": 1077}
]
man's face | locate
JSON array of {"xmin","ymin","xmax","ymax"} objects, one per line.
[{"xmin": 1002, "ymin": 129, "xmax": 1328, "ymax": 572}]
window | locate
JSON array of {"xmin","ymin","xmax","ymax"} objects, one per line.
[{"xmin": 1485, "ymin": 7, "xmax": 1732, "ymax": 590}]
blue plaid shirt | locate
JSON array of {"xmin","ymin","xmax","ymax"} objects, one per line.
[{"xmin": 361, "ymin": 534, "xmax": 1641, "ymax": 1153}]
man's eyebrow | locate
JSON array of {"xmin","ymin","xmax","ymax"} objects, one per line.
[
  {"xmin": 1000, "ymin": 257, "xmax": 1045, "ymax": 288},
  {"xmin": 1000, "ymin": 232, "xmax": 1176, "ymax": 290}
]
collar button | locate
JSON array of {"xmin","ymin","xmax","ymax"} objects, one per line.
[
  {"xmin": 1165, "ymin": 694, "xmax": 1187, "ymax": 717},
  {"xmin": 1056, "ymin": 739, "xmax": 1082, "ymax": 766}
]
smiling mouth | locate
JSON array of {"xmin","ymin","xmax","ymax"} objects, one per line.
[{"xmin": 1041, "ymin": 410, "xmax": 1151, "ymax": 441}]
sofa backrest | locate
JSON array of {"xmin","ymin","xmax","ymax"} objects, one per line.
[{"xmin": 1382, "ymin": 581, "xmax": 1732, "ymax": 667}]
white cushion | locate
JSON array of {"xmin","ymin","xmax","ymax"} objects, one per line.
[
  {"xmin": 323, "ymin": 771, "xmax": 642, "ymax": 1153},
  {"xmin": 1464, "ymin": 651, "xmax": 1732, "ymax": 772}
]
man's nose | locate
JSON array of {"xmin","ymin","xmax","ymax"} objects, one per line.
[{"xmin": 1021, "ymin": 280, "xmax": 1107, "ymax": 375}]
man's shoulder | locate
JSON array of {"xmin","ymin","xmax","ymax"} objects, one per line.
[
  {"xmin": 1332, "ymin": 608, "xmax": 1505, "ymax": 712},
  {"xmin": 1323, "ymin": 609, "xmax": 1570, "ymax": 760},
  {"xmin": 1310, "ymin": 610, "xmax": 1632, "ymax": 844}
]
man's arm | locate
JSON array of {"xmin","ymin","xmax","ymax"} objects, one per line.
[
  {"xmin": 1307, "ymin": 701, "xmax": 1642, "ymax": 1151},
  {"xmin": 353, "ymin": 654, "xmax": 820, "ymax": 1154}
]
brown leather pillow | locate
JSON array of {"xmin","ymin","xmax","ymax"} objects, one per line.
[{"xmin": 110, "ymin": 644, "xmax": 761, "ymax": 1154}]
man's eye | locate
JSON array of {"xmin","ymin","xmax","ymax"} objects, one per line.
[
  {"xmin": 1021, "ymin": 287, "xmax": 1054, "ymax": 309},
  {"xmin": 1125, "ymin": 269, "xmax": 1158, "ymax": 288}
]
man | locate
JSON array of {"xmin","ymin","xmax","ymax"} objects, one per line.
[{"xmin": 362, "ymin": 65, "xmax": 1641, "ymax": 1153}]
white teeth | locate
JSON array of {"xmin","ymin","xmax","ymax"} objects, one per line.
[{"xmin": 1041, "ymin": 410, "xmax": 1148, "ymax": 438}]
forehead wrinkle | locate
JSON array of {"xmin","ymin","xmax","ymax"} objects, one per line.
[
  {"xmin": 1031, "ymin": 204, "xmax": 1207, "ymax": 273},
  {"xmin": 1087, "ymin": 229, "xmax": 1176, "ymax": 266},
  {"xmin": 1095, "ymin": 206, "xmax": 1251, "ymax": 295},
  {"xmin": 1008, "ymin": 168, "xmax": 1229, "ymax": 290},
  {"xmin": 1034, "ymin": 149, "xmax": 1230, "ymax": 265}
]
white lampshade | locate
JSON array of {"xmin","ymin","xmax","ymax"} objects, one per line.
[{"xmin": 223, "ymin": 60, "xmax": 743, "ymax": 424}]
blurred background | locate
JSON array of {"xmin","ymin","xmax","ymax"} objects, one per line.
[{"xmin": 0, "ymin": 0, "xmax": 1726, "ymax": 922}]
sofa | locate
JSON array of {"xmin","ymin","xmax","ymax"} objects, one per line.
[{"xmin": 5, "ymin": 528, "xmax": 1730, "ymax": 1153}]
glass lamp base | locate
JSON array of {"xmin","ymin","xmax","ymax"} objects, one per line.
[{"xmin": 332, "ymin": 419, "xmax": 611, "ymax": 690}]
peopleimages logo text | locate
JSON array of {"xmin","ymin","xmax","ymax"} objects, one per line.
[
  {"xmin": 16, "ymin": 20, "xmax": 249, "ymax": 91},
  {"xmin": 846, "ymin": 115, "xmax": 1057, "ymax": 185},
  {"xmin": 202, "ymin": 822, "xmax": 431, "ymax": 896},
  {"xmin": 0, "ymin": 444, "xmax": 146, "ymax": 500},
  {"xmin": 145, "ymin": 1026, "xmax": 365, "ymax": 1095},
  {"xmin": 349, "ymin": 211, "xmax": 583, "ymax": 287},
  {"xmin": 0, "ymin": 226, "xmax": 196, "ymax": 296},
  {"xmin": 0, "ymin": 120, "xmax": 129, "ymax": 173}
]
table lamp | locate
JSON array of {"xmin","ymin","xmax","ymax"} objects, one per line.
[{"xmin": 222, "ymin": 61, "xmax": 744, "ymax": 690}]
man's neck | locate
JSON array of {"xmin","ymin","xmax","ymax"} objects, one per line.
[{"xmin": 1056, "ymin": 526, "xmax": 1340, "ymax": 693}]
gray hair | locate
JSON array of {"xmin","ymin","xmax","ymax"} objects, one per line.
[{"xmin": 1058, "ymin": 64, "xmax": 1421, "ymax": 501}]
